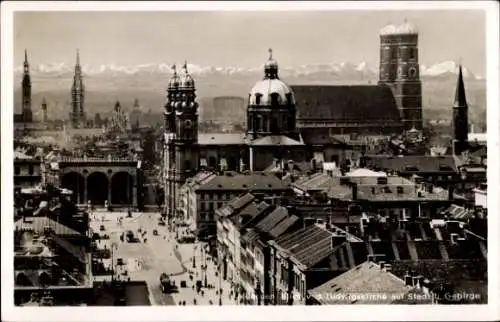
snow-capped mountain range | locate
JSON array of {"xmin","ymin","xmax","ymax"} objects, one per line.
[{"xmin": 14, "ymin": 60, "xmax": 483, "ymax": 80}]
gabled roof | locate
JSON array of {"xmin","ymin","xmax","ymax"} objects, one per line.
[
  {"xmin": 293, "ymin": 85, "xmax": 401, "ymax": 123},
  {"xmin": 308, "ymin": 261, "xmax": 413, "ymax": 304},
  {"xmin": 250, "ymin": 135, "xmax": 304, "ymax": 146},
  {"xmin": 293, "ymin": 172, "xmax": 335, "ymax": 192},
  {"xmin": 217, "ymin": 193, "xmax": 256, "ymax": 218},
  {"xmin": 275, "ymin": 224, "xmax": 333, "ymax": 269},
  {"xmin": 228, "ymin": 201, "xmax": 272, "ymax": 229},
  {"xmin": 268, "ymin": 215, "xmax": 300, "ymax": 238},
  {"xmin": 255, "ymin": 206, "xmax": 288, "ymax": 233},
  {"xmin": 198, "ymin": 133, "xmax": 248, "ymax": 145}
]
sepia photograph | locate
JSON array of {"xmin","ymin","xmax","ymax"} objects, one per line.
[{"xmin": 1, "ymin": 1, "xmax": 499, "ymax": 321}]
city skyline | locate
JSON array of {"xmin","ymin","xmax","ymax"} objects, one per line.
[{"xmin": 14, "ymin": 10, "xmax": 486, "ymax": 75}]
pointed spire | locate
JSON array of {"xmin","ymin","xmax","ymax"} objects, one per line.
[
  {"xmin": 76, "ymin": 49, "xmax": 80, "ymax": 66},
  {"xmin": 454, "ymin": 64, "xmax": 468, "ymax": 107},
  {"xmin": 182, "ymin": 60, "xmax": 188, "ymax": 73},
  {"xmin": 171, "ymin": 63, "xmax": 177, "ymax": 75},
  {"xmin": 24, "ymin": 49, "xmax": 28, "ymax": 63},
  {"xmin": 268, "ymin": 48, "xmax": 273, "ymax": 60}
]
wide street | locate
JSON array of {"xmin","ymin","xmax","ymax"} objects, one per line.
[{"xmin": 89, "ymin": 210, "xmax": 238, "ymax": 306}]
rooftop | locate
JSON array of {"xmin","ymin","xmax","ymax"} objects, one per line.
[
  {"xmin": 198, "ymin": 133, "xmax": 248, "ymax": 145},
  {"xmin": 197, "ymin": 172, "xmax": 289, "ymax": 191},
  {"xmin": 274, "ymin": 224, "xmax": 334, "ymax": 269},
  {"xmin": 362, "ymin": 155, "xmax": 457, "ymax": 173},
  {"xmin": 250, "ymin": 135, "xmax": 304, "ymax": 146},
  {"xmin": 293, "ymin": 85, "xmax": 402, "ymax": 124},
  {"xmin": 308, "ymin": 261, "xmax": 414, "ymax": 304},
  {"xmin": 15, "ymin": 216, "xmax": 82, "ymax": 237}
]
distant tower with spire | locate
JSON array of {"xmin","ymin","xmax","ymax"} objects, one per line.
[
  {"xmin": 22, "ymin": 49, "xmax": 33, "ymax": 123},
  {"xmin": 452, "ymin": 64, "xmax": 469, "ymax": 155},
  {"xmin": 70, "ymin": 49, "xmax": 86, "ymax": 128},
  {"xmin": 41, "ymin": 97, "xmax": 48, "ymax": 123}
]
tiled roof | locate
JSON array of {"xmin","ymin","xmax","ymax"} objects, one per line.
[
  {"xmin": 268, "ymin": 215, "xmax": 300, "ymax": 238},
  {"xmin": 308, "ymin": 261, "xmax": 412, "ymax": 304},
  {"xmin": 198, "ymin": 133, "xmax": 248, "ymax": 145},
  {"xmin": 275, "ymin": 225, "xmax": 334, "ymax": 269},
  {"xmin": 197, "ymin": 172, "xmax": 288, "ymax": 191},
  {"xmin": 217, "ymin": 193, "xmax": 256, "ymax": 218},
  {"xmin": 444, "ymin": 204, "xmax": 475, "ymax": 221},
  {"xmin": 255, "ymin": 206, "xmax": 288, "ymax": 233},
  {"xmin": 362, "ymin": 155, "xmax": 458, "ymax": 173},
  {"xmin": 293, "ymin": 173, "xmax": 335, "ymax": 192},
  {"xmin": 15, "ymin": 217, "xmax": 82, "ymax": 237},
  {"xmin": 293, "ymin": 85, "xmax": 401, "ymax": 123},
  {"xmin": 241, "ymin": 229, "xmax": 261, "ymax": 244},
  {"xmin": 250, "ymin": 135, "xmax": 304, "ymax": 146},
  {"xmin": 228, "ymin": 201, "xmax": 272, "ymax": 229}
]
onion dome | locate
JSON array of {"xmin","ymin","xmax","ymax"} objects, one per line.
[
  {"xmin": 179, "ymin": 61, "xmax": 195, "ymax": 90},
  {"xmin": 379, "ymin": 23, "xmax": 399, "ymax": 36},
  {"xmin": 168, "ymin": 64, "xmax": 180, "ymax": 90},
  {"xmin": 249, "ymin": 49, "xmax": 295, "ymax": 106}
]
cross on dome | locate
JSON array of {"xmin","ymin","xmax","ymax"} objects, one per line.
[
  {"xmin": 171, "ymin": 64, "xmax": 177, "ymax": 75},
  {"xmin": 268, "ymin": 48, "xmax": 273, "ymax": 60}
]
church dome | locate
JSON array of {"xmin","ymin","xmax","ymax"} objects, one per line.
[
  {"xmin": 379, "ymin": 24, "xmax": 399, "ymax": 36},
  {"xmin": 249, "ymin": 79, "xmax": 295, "ymax": 106},
  {"xmin": 248, "ymin": 49, "xmax": 295, "ymax": 106},
  {"xmin": 179, "ymin": 62, "xmax": 195, "ymax": 89}
]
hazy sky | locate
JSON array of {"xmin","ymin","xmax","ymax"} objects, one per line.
[{"xmin": 14, "ymin": 10, "xmax": 486, "ymax": 74}]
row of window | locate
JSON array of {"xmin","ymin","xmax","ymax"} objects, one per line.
[
  {"xmin": 200, "ymin": 192, "xmax": 232, "ymax": 201},
  {"xmin": 200, "ymin": 201, "xmax": 225, "ymax": 211},
  {"xmin": 383, "ymin": 47, "xmax": 418, "ymax": 60},
  {"xmin": 251, "ymin": 92, "xmax": 294, "ymax": 106},
  {"xmin": 198, "ymin": 212, "xmax": 215, "ymax": 222}
]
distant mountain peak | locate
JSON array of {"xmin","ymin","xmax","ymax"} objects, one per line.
[{"xmin": 14, "ymin": 60, "xmax": 480, "ymax": 81}]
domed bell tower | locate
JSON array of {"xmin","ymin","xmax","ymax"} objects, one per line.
[
  {"xmin": 163, "ymin": 62, "xmax": 199, "ymax": 220},
  {"xmin": 174, "ymin": 61, "xmax": 199, "ymax": 180},
  {"xmin": 379, "ymin": 21, "xmax": 423, "ymax": 131}
]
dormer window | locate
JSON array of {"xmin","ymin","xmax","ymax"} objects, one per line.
[
  {"xmin": 270, "ymin": 93, "xmax": 280, "ymax": 106},
  {"xmin": 255, "ymin": 93, "xmax": 263, "ymax": 105}
]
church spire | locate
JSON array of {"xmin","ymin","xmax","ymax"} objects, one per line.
[{"xmin": 454, "ymin": 64, "xmax": 468, "ymax": 108}]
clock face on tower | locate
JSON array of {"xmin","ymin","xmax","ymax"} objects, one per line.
[{"xmin": 184, "ymin": 119, "xmax": 193, "ymax": 129}]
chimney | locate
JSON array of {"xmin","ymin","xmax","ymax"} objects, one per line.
[
  {"xmin": 448, "ymin": 186, "xmax": 454, "ymax": 201},
  {"xmin": 311, "ymin": 158, "xmax": 317, "ymax": 171},
  {"xmin": 404, "ymin": 273, "xmax": 413, "ymax": 286}
]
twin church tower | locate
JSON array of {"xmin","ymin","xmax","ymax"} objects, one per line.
[{"xmin": 20, "ymin": 50, "xmax": 85, "ymax": 128}]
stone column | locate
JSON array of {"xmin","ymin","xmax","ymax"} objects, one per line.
[
  {"xmin": 107, "ymin": 175, "xmax": 112, "ymax": 207},
  {"xmin": 249, "ymin": 147, "xmax": 254, "ymax": 172},
  {"xmin": 132, "ymin": 174, "xmax": 138, "ymax": 208},
  {"xmin": 83, "ymin": 174, "xmax": 88, "ymax": 205}
]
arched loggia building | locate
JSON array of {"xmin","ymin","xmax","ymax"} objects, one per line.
[{"xmin": 58, "ymin": 157, "xmax": 141, "ymax": 209}]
